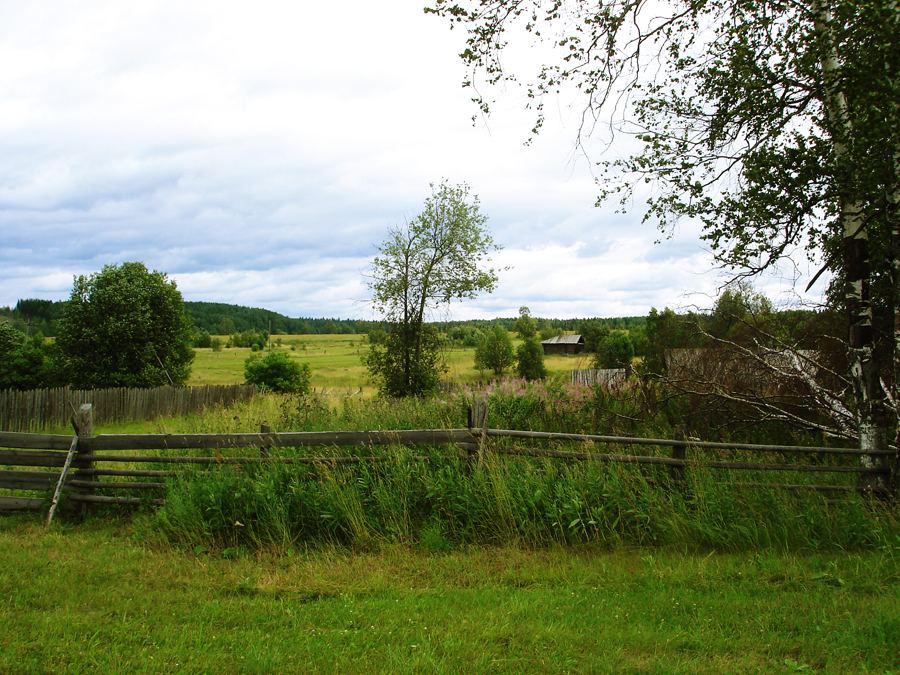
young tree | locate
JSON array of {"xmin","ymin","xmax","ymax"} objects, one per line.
[
  {"xmin": 514, "ymin": 306, "xmax": 537, "ymax": 339},
  {"xmin": 474, "ymin": 324, "xmax": 516, "ymax": 376},
  {"xmin": 366, "ymin": 180, "xmax": 503, "ymax": 396},
  {"xmin": 56, "ymin": 262, "xmax": 194, "ymax": 388},
  {"xmin": 516, "ymin": 336, "xmax": 548, "ymax": 381}
]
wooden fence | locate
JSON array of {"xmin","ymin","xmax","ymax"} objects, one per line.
[
  {"xmin": 570, "ymin": 369, "xmax": 627, "ymax": 387},
  {"xmin": 0, "ymin": 384, "xmax": 258, "ymax": 432},
  {"xmin": 1, "ymin": 403, "xmax": 894, "ymax": 516}
]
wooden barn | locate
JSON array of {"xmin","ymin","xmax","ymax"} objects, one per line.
[{"xmin": 541, "ymin": 334, "xmax": 585, "ymax": 356}]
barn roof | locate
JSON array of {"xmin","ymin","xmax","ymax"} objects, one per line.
[{"xmin": 541, "ymin": 334, "xmax": 584, "ymax": 345}]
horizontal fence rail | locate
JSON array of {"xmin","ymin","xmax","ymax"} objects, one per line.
[
  {"xmin": 1, "ymin": 403, "xmax": 894, "ymax": 514},
  {"xmin": 0, "ymin": 384, "xmax": 258, "ymax": 432}
]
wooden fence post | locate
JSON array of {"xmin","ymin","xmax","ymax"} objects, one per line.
[
  {"xmin": 468, "ymin": 400, "xmax": 489, "ymax": 472},
  {"xmin": 74, "ymin": 404, "xmax": 94, "ymax": 513},
  {"xmin": 669, "ymin": 424, "xmax": 687, "ymax": 485},
  {"xmin": 260, "ymin": 424, "xmax": 271, "ymax": 459}
]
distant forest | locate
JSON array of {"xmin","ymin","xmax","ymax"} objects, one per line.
[{"xmin": 0, "ymin": 298, "xmax": 646, "ymax": 337}]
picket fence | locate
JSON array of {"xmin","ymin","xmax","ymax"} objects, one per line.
[{"xmin": 0, "ymin": 384, "xmax": 258, "ymax": 432}]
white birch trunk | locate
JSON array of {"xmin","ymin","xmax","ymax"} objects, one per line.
[{"xmin": 814, "ymin": 0, "xmax": 890, "ymax": 491}]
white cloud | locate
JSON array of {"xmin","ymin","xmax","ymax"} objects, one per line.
[{"xmin": 0, "ymin": 0, "xmax": 825, "ymax": 319}]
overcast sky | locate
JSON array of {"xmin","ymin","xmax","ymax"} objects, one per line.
[{"xmin": 0, "ymin": 0, "xmax": 824, "ymax": 321}]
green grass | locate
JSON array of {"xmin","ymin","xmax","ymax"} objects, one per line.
[
  {"xmin": 1, "ymin": 515, "xmax": 898, "ymax": 674},
  {"xmin": 188, "ymin": 334, "xmax": 590, "ymax": 393}
]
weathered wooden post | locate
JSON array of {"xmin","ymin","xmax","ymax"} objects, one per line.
[
  {"xmin": 669, "ymin": 424, "xmax": 687, "ymax": 485},
  {"xmin": 468, "ymin": 400, "xmax": 489, "ymax": 472},
  {"xmin": 74, "ymin": 404, "xmax": 94, "ymax": 513},
  {"xmin": 259, "ymin": 424, "xmax": 271, "ymax": 459}
]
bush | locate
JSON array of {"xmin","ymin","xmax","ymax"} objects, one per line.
[{"xmin": 244, "ymin": 352, "xmax": 311, "ymax": 393}]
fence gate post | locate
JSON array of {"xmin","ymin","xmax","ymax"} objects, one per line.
[
  {"xmin": 75, "ymin": 404, "xmax": 94, "ymax": 513},
  {"xmin": 468, "ymin": 401, "xmax": 489, "ymax": 472},
  {"xmin": 669, "ymin": 424, "xmax": 687, "ymax": 485}
]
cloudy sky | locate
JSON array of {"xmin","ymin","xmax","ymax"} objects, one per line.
[{"xmin": 0, "ymin": 0, "xmax": 823, "ymax": 321}]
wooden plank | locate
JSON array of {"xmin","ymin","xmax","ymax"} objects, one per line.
[
  {"xmin": 85, "ymin": 429, "xmax": 473, "ymax": 451},
  {"xmin": 0, "ymin": 449, "xmax": 91, "ymax": 468},
  {"xmin": 67, "ymin": 494, "xmax": 164, "ymax": 506},
  {"xmin": 486, "ymin": 429, "xmax": 882, "ymax": 456},
  {"xmin": 0, "ymin": 432, "xmax": 77, "ymax": 450},
  {"xmin": 65, "ymin": 480, "xmax": 165, "ymax": 490},
  {"xmin": 495, "ymin": 445, "xmax": 889, "ymax": 473},
  {"xmin": 76, "ymin": 453, "xmax": 458, "ymax": 465},
  {"xmin": 0, "ymin": 496, "xmax": 46, "ymax": 512},
  {"xmin": 74, "ymin": 468, "xmax": 180, "ymax": 477},
  {"xmin": 46, "ymin": 436, "xmax": 79, "ymax": 527},
  {"xmin": 0, "ymin": 469, "xmax": 60, "ymax": 490}
]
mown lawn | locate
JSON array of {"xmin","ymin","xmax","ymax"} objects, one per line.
[{"xmin": 1, "ymin": 515, "xmax": 898, "ymax": 674}]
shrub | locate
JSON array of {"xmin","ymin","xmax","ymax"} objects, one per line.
[{"xmin": 244, "ymin": 352, "xmax": 311, "ymax": 393}]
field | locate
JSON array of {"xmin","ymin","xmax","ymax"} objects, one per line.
[
  {"xmin": 187, "ymin": 334, "xmax": 595, "ymax": 392},
  {"xmin": 2, "ymin": 515, "xmax": 899, "ymax": 674},
  {"xmin": 4, "ymin": 346, "xmax": 900, "ymax": 674}
]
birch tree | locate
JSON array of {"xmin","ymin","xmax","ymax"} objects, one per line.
[
  {"xmin": 427, "ymin": 0, "xmax": 900, "ymax": 488},
  {"xmin": 366, "ymin": 181, "xmax": 502, "ymax": 396}
]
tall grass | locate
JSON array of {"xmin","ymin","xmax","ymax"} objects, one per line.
[
  {"xmin": 156, "ymin": 446, "xmax": 899, "ymax": 554},
  {"xmin": 58, "ymin": 375, "xmax": 892, "ymax": 555}
]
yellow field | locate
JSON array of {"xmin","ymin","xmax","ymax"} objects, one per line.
[{"xmin": 189, "ymin": 334, "xmax": 593, "ymax": 394}]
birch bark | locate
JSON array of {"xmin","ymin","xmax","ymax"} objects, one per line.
[{"xmin": 814, "ymin": 0, "xmax": 889, "ymax": 489}]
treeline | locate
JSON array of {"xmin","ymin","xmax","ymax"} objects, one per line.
[
  {"xmin": 183, "ymin": 301, "xmax": 383, "ymax": 336},
  {"xmin": 0, "ymin": 299, "xmax": 64, "ymax": 337},
  {"xmin": 1, "ymin": 298, "xmax": 647, "ymax": 340}
]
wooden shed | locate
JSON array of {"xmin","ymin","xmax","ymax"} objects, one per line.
[{"xmin": 541, "ymin": 334, "xmax": 585, "ymax": 356}]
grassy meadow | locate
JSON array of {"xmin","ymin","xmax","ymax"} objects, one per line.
[
  {"xmin": 2, "ymin": 514, "xmax": 899, "ymax": 675},
  {"xmin": 188, "ymin": 334, "xmax": 595, "ymax": 393}
]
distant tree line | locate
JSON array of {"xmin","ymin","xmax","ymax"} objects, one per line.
[{"xmin": 183, "ymin": 302, "xmax": 383, "ymax": 337}]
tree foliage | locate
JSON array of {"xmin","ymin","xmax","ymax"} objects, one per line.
[
  {"xmin": 366, "ymin": 180, "xmax": 502, "ymax": 396},
  {"xmin": 243, "ymin": 351, "xmax": 311, "ymax": 393},
  {"xmin": 514, "ymin": 306, "xmax": 537, "ymax": 339},
  {"xmin": 474, "ymin": 324, "xmax": 516, "ymax": 376},
  {"xmin": 427, "ymin": 0, "xmax": 900, "ymax": 470},
  {"xmin": 0, "ymin": 324, "xmax": 57, "ymax": 390},
  {"xmin": 55, "ymin": 262, "xmax": 194, "ymax": 389},
  {"xmin": 593, "ymin": 331, "xmax": 635, "ymax": 370},
  {"xmin": 363, "ymin": 325, "xmax": 445, "ymax": 397},
  {"xmin": 516, "ymin": 336, "xmax": 548, "ymax": 381}
]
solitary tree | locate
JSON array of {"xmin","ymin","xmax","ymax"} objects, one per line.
[
  {"xmin": 56, "ymin": 262, "xmax": 194, "ymax": 388},
  {"xmin": 366, "ymin": 180, "xmax": 503, "ymax": 396}
]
